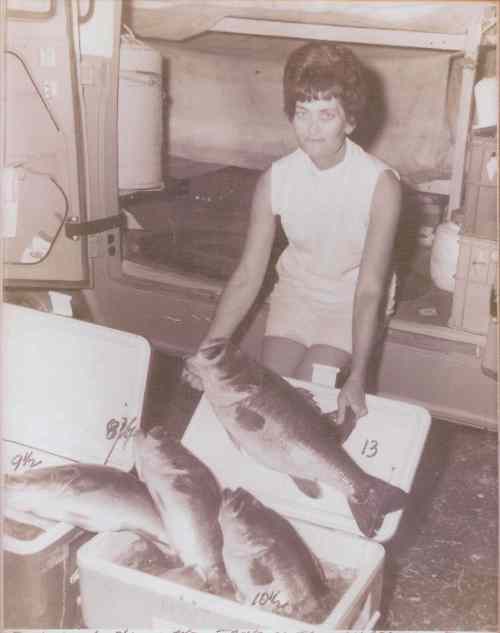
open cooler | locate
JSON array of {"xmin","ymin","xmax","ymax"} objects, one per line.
[
  {"xmin": 2, "ymin": 303, "xmax": 151, "ymax": 628},
  {"xmin": 78, "ymin": 377, "xmax": 431, "ymax": 630}
]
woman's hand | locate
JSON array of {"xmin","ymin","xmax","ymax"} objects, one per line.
[
  {"xmin": 337, "ymin": 375, "xmax": 368, "ymax": 424},
  {"xmin": 181, "ymin": 354, "xmax": 204, "ymax": 391}
]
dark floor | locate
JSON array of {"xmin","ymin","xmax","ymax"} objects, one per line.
[{"xmin": 142, "ymin": 351, "xmax": 498, "ymax": 631}]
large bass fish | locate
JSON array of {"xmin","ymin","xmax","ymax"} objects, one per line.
[
  {"xmin": 186, "ymin": 338, "xmax": 408, "ymax": 538},
  {"xmin": 219, "ymin": 487, "xmax": 329, "ymax": 622},
  {"xmin": 134, "ymin": 426, "xmax": 229, "ymax": 592},
  {"xmin": 4, "ymin": 463, "xmax": 172, "ymax": 549}
]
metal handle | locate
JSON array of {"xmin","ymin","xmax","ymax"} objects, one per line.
[{"xmin": 363, "ymin": 609, "xmax": 381, "ymax": 632}]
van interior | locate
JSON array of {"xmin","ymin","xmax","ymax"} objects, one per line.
[
  {"xmin": 2, "ymin": 1, "xmax": 497, "ymax": 429},
  {"xmin": 117, "ymin": 4, "xmax": 495, "ymax": 333}
]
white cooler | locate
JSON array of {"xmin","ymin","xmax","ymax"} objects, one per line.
[
  {"xmin": 2, "ymin": 303, "xmax": 151, "ymax": 628},
  {"xmin": 77, "ymin": 376, "xmax": 431, "ymax": 631}
]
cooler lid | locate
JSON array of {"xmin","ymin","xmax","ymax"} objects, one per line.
[
  {"xmin": 2, "ymin": 303, "xmax": 151, "ymax": 475},
  {"xmin": 182, "ymin": 378, "xmax": 431, "ymax": 543}
]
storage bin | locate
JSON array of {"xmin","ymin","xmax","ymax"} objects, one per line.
[
  {"xmin": 78, "ymin": 379, "xmax": 431, "ymax": 630},
  {"xmin": 78, "ymin": 520, "xmax": 384, "ymax": 631},
  {"xmin": 462, "ymin": 135, "xmax": 498, "ymax": 241},
  {"xmin": 2, "ymin": 303, "xmax": 151, "ymax": 628},
  {"xmin": 448, "ymin": 235, "xmax": 498, "ymax": 334}
]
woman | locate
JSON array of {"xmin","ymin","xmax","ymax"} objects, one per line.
[{"xmin": 188, "ymin": 41, "xmax": 402, "ymax": 425}]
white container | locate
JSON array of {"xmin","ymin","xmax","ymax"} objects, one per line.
[
  {"xmin": 77, "ymin": 380, "xmax": 431, "ymax": 630},
  {"xmin": 2, "ymin": 304, "xmax": 151, "ymax": 627},
  {"xmin": 474, "ymin": 77, "xmax": 498, "ymax": 129},
  {"xmin": 118, "ymin": 33, "xmax": 164, "ymax": 193},
  {"xmin": 78, "ymin": 518, "xmax": 384, "ymax": 631},
  {"xmin": 430, "ymin": 221, "xmax": 461, "ymax": 292}
]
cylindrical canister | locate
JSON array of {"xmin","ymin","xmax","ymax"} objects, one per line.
[
  {"xmin": 474, "ymin": 77, "xmax": 498, "ymax": 128},
  {"xmin": 118, "ymin": 33, "xmax": 164, "ymax": 192}
]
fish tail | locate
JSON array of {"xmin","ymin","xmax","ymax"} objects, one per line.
[
  {"xmin": 348, "ymin": 476, "xmax": 407, "ymax": 538},
  {"xmin": 205, "ymin": 563, "xmax": 236, "ymax": 599}
]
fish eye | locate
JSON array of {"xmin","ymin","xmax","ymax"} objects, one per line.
[
  {"xmin": 203, "ymin": 341, "xmax": 226, "ymax": 360},
  {"xmin": 149, "ymin": 426, "xmax": 166, "ymax": 440}
]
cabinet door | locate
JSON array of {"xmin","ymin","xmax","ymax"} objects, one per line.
[{"xmin": 2, "ymin": 0, "xmax": 89, "ymax": 288}]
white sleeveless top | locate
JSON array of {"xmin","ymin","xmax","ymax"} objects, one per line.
[{"xmin": 271, "ymin": 138, "xmax": 398, "ymax": 308}]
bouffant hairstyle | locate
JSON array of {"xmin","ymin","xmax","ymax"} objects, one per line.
[{"xmin": 283, "ymin": 42, "xmax": 367, "ymax": 126}]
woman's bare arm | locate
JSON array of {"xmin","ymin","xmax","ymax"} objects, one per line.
[
  {"xmin": 337, "ymin": 169, "xmax": 402, "ymax": 422},
  {"xmin": 201, "ymin": 168, "xmax": 276, "ymax": 343}
]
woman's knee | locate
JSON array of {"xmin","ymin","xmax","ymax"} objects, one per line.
[
  {"xmin": 261, "ymin": 336, "xmax": 307, "ymax": 378},
  {"xmin": 293, "ymin": 345, "xmax": 351, "ymax": 382}
]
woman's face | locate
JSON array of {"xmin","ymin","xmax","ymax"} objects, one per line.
[{"xmin": 292, "ymin": 96, "xmax": 354, "ymax": 169}]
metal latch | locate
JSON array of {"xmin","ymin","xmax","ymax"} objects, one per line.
[{"xmin": 65, "ymin": 213, "xmax": 126, "ymax": 240}]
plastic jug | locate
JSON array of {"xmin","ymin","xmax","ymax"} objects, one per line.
[{"xmin": 430, "ymin": 221, "xmax": 461, "ymax": 292}]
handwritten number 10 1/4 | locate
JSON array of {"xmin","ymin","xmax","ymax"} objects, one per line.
[
  {"xmin": 361, "ymin": 438, "xmax": 378, "ymax": 458},
  {"xmin": 251, "ymin": 590, "xmax": 289, "ymax": 610}
]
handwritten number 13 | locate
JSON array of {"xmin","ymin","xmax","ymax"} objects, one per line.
[{"xmin": 361, "ymin": 438, "xmax": 378, "ymax": 458}]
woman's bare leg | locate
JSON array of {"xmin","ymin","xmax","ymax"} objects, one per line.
[
  {"xmin": 261, "ymin": 336, "xmax": 307, "ymax": 378},
  {"xmin": 293, "ymin": 344, "xmax": 351, "ymax": 382}
]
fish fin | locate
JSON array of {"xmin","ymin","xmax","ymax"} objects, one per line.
[
  {"xmin": 348, "ymin": 477, "xmax": 408, "ymax": 538},
  {"xmin": 322, "ymin": 406, "xmax": 357, "ymax": 444},
  {"xmin": 205, "ymin": 564, "xmax": 236, "ymax": 598},
  {"xmin": 249, "ymin": 558, "xmax": 274, "ymax": 585},
  {"xmin": 291, "ymin": 477, "xmax": 323, "ymax": 499},
  {"xmin": 235, "ymin": 406, "xmax": 266, "ymax": 431},
  {"xmin": 172, "ymin": 473, "xmax": 196, "ymax": 494},
  {"xmin": 296, "ymin": 387, "xmax": 322, "ymax": 412},
  {"xmin": 159, "ymin": 565, "xmax": 208, "ymax": 591},
  {"xmin": 66, "ymin": 511, "xmax": 91, "ymax": 525},
  {"xmin": 133, "ymin": 530, "xmax": 178, "ymax": 560}
]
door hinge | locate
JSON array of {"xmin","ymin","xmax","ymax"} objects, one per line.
[{"xmin": 65, "ymin": 213, "xmax": 126, "ymax": 240}]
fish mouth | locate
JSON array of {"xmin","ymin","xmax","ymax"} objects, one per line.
[
  {"xmin": 221, "ymin": 487, "xmax": 252, "ymax": 517},
  {"xmin": 198, "ymin": 338, "xmax": 229, "ymax": 363},
  {"xmin": 147, "ymin": 425, "xmax": 176, "ymax": 441}
]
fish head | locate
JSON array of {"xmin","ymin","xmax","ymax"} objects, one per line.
[
  {"xmin": 198, "ymin": 338, "xmax": 229, "ymax": 363},
  {"xmin": 189, "ymin": 339, "xmax": 259, "ymax": 404},
  {"xmin": 133, "ymin": 425, "xmax": 209, "ymax": 494},
  {"xmin": 186, "ymin": 338, "xmax": 229, "ymax": 381},
  {"xmin": 3, "ymin": 465, "xmax": 80, "ymax": 509},
  {"xmin": 133, "ymin": 425, "xmax": 183, "ymax": 480},
  {"xmin": 219, "ymin": 487, "xmax": 274, "ymax": 556}
]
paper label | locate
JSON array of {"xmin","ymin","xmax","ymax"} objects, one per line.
[
  {"xmin": 311, "ymin": 363, "xmax": 339, "ymax": 387},
  {"xmin": 20, "ymin": 234, "xmax": 51, "ymax": 263},
  {"xmin": 49, "ymin": 291, "xmax": 74, "ymax": 317}
]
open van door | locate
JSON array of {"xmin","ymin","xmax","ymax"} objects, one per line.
[{"xmin": 2, "ymin": 0, "xmax": 95, "ymax": 290}]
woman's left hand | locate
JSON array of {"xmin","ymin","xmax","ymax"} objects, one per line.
[{"xmin": 337, "ymin": 375, "xmax": 368, "ymax": 424}]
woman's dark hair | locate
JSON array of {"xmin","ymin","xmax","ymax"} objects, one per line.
[{"xmin": 283, "ymin": 42, "xmax": 367, "ymax": 125}]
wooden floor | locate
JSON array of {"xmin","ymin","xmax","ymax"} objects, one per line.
[{"xmin": 143, "ymin": 351, "xmax": 498, "ymax": 631}]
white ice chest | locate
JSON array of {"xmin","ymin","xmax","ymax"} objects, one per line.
[
  {"xmin": 2, "ymin": 304, "xmax": 150, "ymax": 627},
  {"xmin": 78, "ymin": 372, "xmax": 431, "ymax": 631}
]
